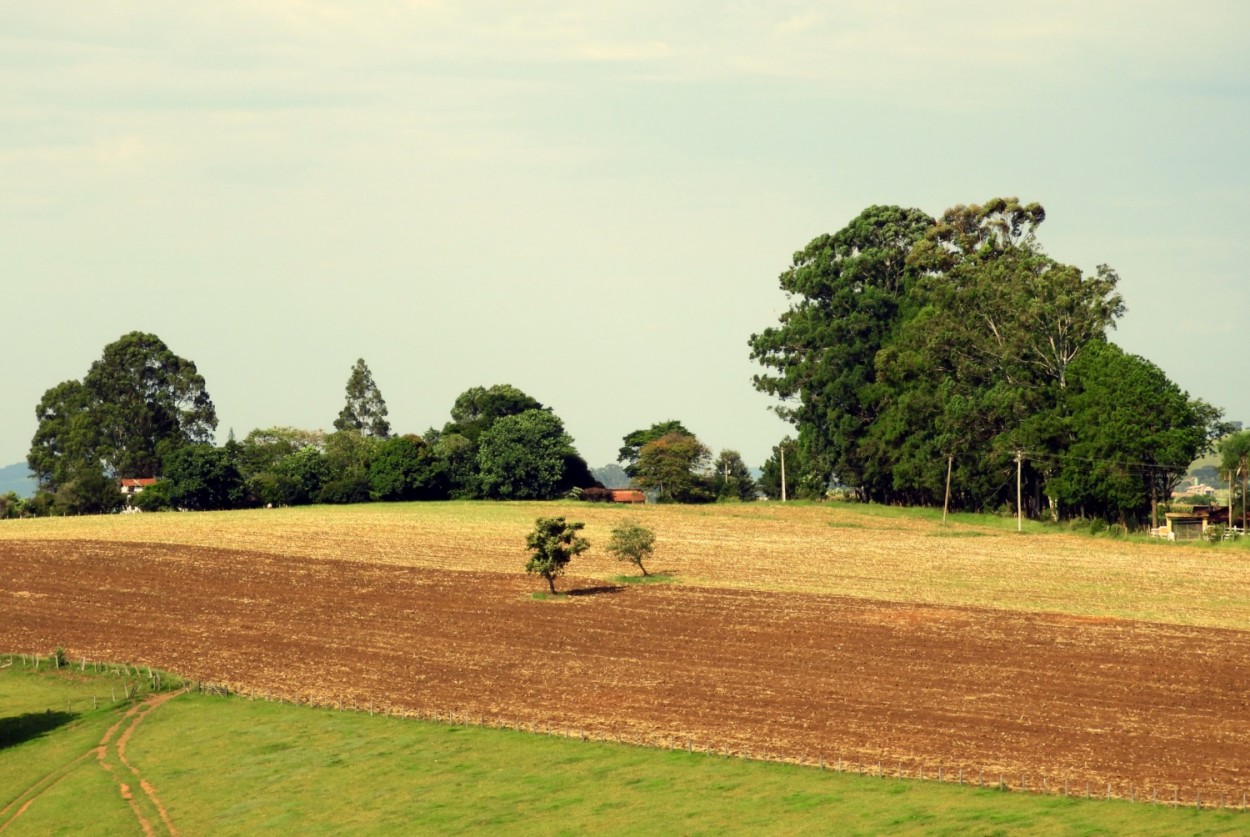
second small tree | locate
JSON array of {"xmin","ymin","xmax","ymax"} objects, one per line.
[
  {"xmin": 525, "ymin": 517, "xmax": 589, "ymax": 594},
  {"xmin": 606, "ymin": 518, "xmax": 656, "ymax": 577}
]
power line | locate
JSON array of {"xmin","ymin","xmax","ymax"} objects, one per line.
[{"xmin": 1019, "ymin": 449, "xmax": 1194, "ymax": 475}]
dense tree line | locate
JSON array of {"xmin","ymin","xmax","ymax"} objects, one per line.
[
  {"xmin": 136, "ymin": 382, "xmax": 604, "ymax": 511},
  {"xmin": 750, "ymin": 199, "xmax": 1230, "ymax": 523},
  {"xmin": 20, "ymin": 334, "xmax": 763, "ymax": 515},
  {"xmin": 21, "ymin": 342, "xmax": 618, "ymax": 514}
]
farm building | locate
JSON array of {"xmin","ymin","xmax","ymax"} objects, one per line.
[
  {"xmin": 1176, "ymin": 477, "xmax": 1217, "ymax": 496},
  {"xmin": 579, "ymin": 487, "xmax": 646, "ymax": 504},
  {"xmin": 1203, "ymin": 504, "xmax": 1243, "ymax": 526},
  {"xmin": 1153, "ymin": 510, "xmax": 1210, "ymax": 541},
  {"xmin": 118, "ymin": 477, "xmax": 157, "ymax": 497}
]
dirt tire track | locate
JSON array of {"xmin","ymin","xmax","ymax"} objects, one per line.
[
  {"xmin": 116, "ymin": 692, "xmax": 180, "ymax": 836},
  {"xmin": 0, "ymin": 691, "xmax": 178, "ymax": 834},
  {"xmin": 96, "ymin": 692, "xmax": 181, "ymax": 837},
  {"xmin": 96, "ymin": 701, "xmax": 156, "ymax": 837},
  {"xmin": 0, "ymin": 750, "xmax": 94, "ymax": 833}
]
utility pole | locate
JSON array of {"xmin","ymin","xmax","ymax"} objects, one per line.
[
  {"xmin": 1242, "ymin": 460, "xmax": 1247, "ymax": 533},
  {"xmin": 1229, "ymin": 467, "xmax": 1235, "ymax": 529},
  {"xmin": 1016, "ymin": 450, "xmax": 1024, "ymax": 533},
  {"xmin": 780, "ymin": 444, "xmax": 787, "ymax": 503},
  {"xmin": 1150, "ymin": 475, "xmax": 1158, "ymax": 533},
  {"xmin": 943, "ymin": 454, "xmax": 953, "ymax": 525}
]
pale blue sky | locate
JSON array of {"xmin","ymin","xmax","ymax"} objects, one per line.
[{"xmin": 3, "ymin": 2, "xmax": 1247, "ymax": 470}]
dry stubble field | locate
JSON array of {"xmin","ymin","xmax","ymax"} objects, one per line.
[{"xmin": 2, "ymin": 501, "xmax": 1248, "ymax": 801}]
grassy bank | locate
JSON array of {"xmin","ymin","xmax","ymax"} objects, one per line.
[{"xmin": 2, "ymin": 665, "xmax": 1246, "ymax": 835}]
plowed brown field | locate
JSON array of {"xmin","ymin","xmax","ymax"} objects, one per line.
[{"xmin": 3, "ymin": 503, "xmax": 1249, "ymax": 801}]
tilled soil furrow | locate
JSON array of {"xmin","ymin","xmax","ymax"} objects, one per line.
[{"xmin": 4, "ymin": 539, "xmax": 1248, "ymax": 799}]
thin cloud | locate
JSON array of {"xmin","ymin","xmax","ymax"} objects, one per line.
[{"xmin": 573, "ymin": 40, "xmax": 672, "ymax": 62}]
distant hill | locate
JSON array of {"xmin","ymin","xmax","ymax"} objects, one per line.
[
  {"xmin": 1188, "ymin": 426, "xmax": 1247, "ymax": 479},
  {"xmin": 0, "ymin": 462, "xmax": 35, "ymax": 498},
  {"xmin": 591, "ymin": 462, "xmax": 761, "ymax": 488},
  {"xmin": 592, "ymin": 463, "xmax": 632, "ymax": 489}
]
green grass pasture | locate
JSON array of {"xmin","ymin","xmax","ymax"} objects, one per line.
[
  {"xmin": 3, "ymin": 667, "xmax": 1246, "ymax": 835},
  {"xmin": 0, "ymin": 660, "xmax": 171, "ymax": 835}
]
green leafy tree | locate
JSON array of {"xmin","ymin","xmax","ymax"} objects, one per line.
[
  {"xmin": 237, "ymin": 427, "xmax": 325, "ymax": 506},
  {"xmin": 50, "ymin": 465, "xmax": 123, "ymax": 516},
  {"xmin": 444, "ymin": 385, "xmax": 544, "ymax": 444},
  {"xmin": 749, "ymin": 206, "xmax": 933, "ymax": 495},
  {"xmin": 161, "ymin": 444, "xmax": 245, "ymax": 511},
  {"xmin": 0, "ymin": 492, "xmax": 26, "ymax": 519},
  {"xmin": 435, "ymin": 385, "xmax": 593, "ymax": 500},
  {"xmin": 1046, "ymin": 342, "xmax": 1227, "ymax": 523},
  {"xmin": 712, "ymin": 449, "xmax": 756, "ymax": 501},
  {"xmin": 907, "ymin": 197, "xmax": 1046, "ymax": 271},
  {"xmin": 238, "ymin": 427, "xmax": 325, "ymax": 476},
  {"xmin": 132, "ymin": 479, "xmax": 175, "ymax": 512},
  {"xmin": 29, "ymin": 398, "xmax": 116, "ymax": 514},
  {"xmin": 748, "ymin": 197, "xmax": 1205, "ymax": 521},
  {"xmin": 907, "ymin": 200, "xmax": 1124, "ymax": 393},
  {"xmin": 268, "ymin": 446, "xmax": 329, "ymax": 506},
  {"xmin": 319, "ymin": 429, "xmax": 383, "ymax": 504},
  {"xmin": 525, "ymin": 516, "xmax": 589, "ymax": 594},
  {"xmin": 605, "ymin": 519, "xmax": 656, "ymax": 576},
  {"xmin": 433, "ymin": 384, "xmax": 553, "ymax": 498},
  {"xmin": 617, "ymin": 420, "xmax": 691, "ymax": 477},
  {"xmin": 631, "ymin": 432, "xmax": 714, "ymax": 503},
  {"xmin": 870, "ymin": 198, "xmax": 1125, "ymax": 511},
  {"xmin": 27, "ymin": 380, "xmax": 99, "ymax": 492},
  {"xmin": 369, "ymin": 435, "xmax": 444, "ymax": 501},
  {"xmin": 430, "ymin": 431, "xmax": 477, "ymax": 499},
  {"xmin": 477, "ymin": 410, "xmax": 578, "ymax": 500},
  {"xmin": 334, "ymin": 358, "xmax": 391, "ymax": 438},
  {"xmin": 22, "ymin": 491, "xmax": 54, "ymax": 518},
  {"xmin": 28, "ymin": 333, "xmax": 216, "ymax": 495},
  {"xmin": 83, "ymin": 332, "xmax": 217, "ymax": 478},
  {"xmin": 1220, "ymin": 430, "xmax": 1250, "ymax": 529}
]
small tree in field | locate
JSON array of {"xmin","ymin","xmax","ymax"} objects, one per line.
[
  {"xmin": 606, "ymin": 518, "xmax": 656, "ymax": 577},
  {"xmin": 525, "ymin": 517, "xmax": 589, "ymax": 594}
]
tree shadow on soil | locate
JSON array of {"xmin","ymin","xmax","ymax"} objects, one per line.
[
  {"xmin": 567, "ymin": 585, "xmax": 627, "ymax": 597},
  {"xmin": 0, "ymin": 710, "xmax": 78, "ymax": 750}
]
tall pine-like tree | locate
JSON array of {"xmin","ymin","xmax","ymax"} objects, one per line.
[{"xmin": 334, "ymin": 358, "xmax": 391, "ymax": 438}]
